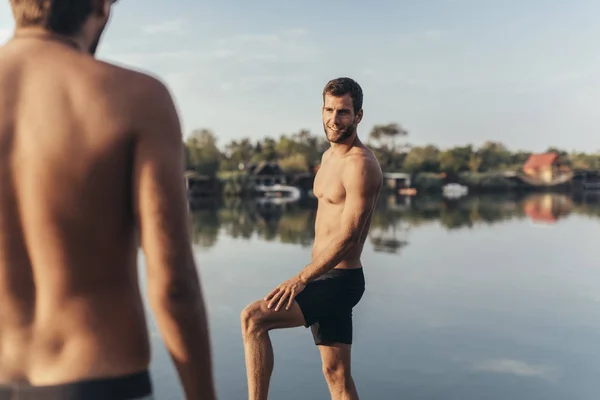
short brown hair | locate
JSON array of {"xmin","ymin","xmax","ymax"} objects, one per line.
[
  {"xmin": 322, "ymin": 77, "xmax": 363, "ymax": 114},
  {"xmin": 10, "ymin": 0, "xmax": 95, "ymax": 35}
]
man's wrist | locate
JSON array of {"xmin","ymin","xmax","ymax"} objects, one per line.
[{"xmin": 297, "ymin": 269, "xmax": 310, "ymax": 284}]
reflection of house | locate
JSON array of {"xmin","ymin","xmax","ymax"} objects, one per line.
[
  {"xmin": 523, "ymin": 193, "xmax": 572, "ymax": 224},
  {"xmin": 245, "ymin": 161, "xmax": 287, "ymax": 186},
  {"xmin": 522, "ymin": 153, "xmax": 565, "ymax": 183},
  {"xmin": 386, "ymin": 194, "xmax": 411, "ymax": 211},
  {"xmin": 369, "ymin": 223, "xmax": 410, "ymax": 254}
]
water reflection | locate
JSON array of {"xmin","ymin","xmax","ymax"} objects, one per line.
[{"xmin": 189, "ymin": 192, "xmax": 600, "ymax": 252}]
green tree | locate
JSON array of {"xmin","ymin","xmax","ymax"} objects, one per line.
[
  {"xmin": 222, "ymin": 138, "xmax": 255, "ymax": 170},
  {"xmin": 185, "ymin": 129, "xmax": 221, "ymax": 177},
  {"xmin": 369, "ymin": 123, "xmax": 408, "ymax": 152},
  {"xmin": 438, "ymin": 145, "xmax": 474, "ymax": 173},
  {"xmin": 468, "ymin": 153, "xmax": 482, "ymax": 172},
  {"xmin": 369, "ymin": 123, "xmax": 408, "ymax": 171},
  {"xmin": 402, "ymin": 145, "xmax": 440, "ymax": 173},
  {"xmin": 477, "ymin": 141, "xmax": 511, "ymax": 171},
  {"xmin": 182, "ymin": 123, "xmax": 600, "ymax": 179}
]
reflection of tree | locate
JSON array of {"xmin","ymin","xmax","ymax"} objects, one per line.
[
  {"xmin": 437, "ymin": 196, "xmax": 525, "ymax": 229},
  {"xmin": 189, "ymin": 198, "xmax": 222, "ymax": 248},
  {"xmin": 275, "ymin": 209, "xmax": 316, "ymax": 247},
  {"xmin": 191, "ymin": 210, "xmax": 220, "ymax": 248},
  {"xmin": 203, "ymin": 198, "xmax": 317, "ymax": 245},
  {"xmin": 440, "ymin": 200, "xmax": 474, "ymax": 229},
  {"xmin": 571, "ymin": 191, "xmax": 600, "ymax": 218},
  {"xmin": 188, "ymin": 193, "xmax": 600, "ymax": 251},
  {"xmin": 219, "ymin": 199, "xmax": 262, "ymax": 240}
]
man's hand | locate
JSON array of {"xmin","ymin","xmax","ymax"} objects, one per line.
[{"xmin": 264, "ymin": 276, "xmax": 306, "ymax": 311}]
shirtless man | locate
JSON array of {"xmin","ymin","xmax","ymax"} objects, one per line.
[
  {"xmin": 0, "ymin": 1, "xmax": 215, "ymax": 399},
  {"xmin": 241, "ymin": 77, "xmax": 382, "ymax": 400}
]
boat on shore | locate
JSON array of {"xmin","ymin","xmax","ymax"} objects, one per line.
[
  {"xmin": 255, "ymin": 184, "xmax": 301, "ymax": 201},
  {"xmin": 443, "ymin": 183, "xmax": 468, "ymax": 199}
]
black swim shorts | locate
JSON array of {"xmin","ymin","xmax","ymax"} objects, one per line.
[
  {"xmin": 0, "ymin": 370, "xmax": 152, "ymax": 400},
  {"xmin": 295, "ymin": 267, "xmax": 365, "ymax": 345}
]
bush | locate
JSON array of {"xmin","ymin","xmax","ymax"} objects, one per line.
[
  {"xmin": 413, "ymin": 173, "xmax": 444, "ymax": 192},
  {"xmin": 279, "ymin": 154, "xmax": 309, "ymax": 173},
  {"xmin": 458, "ymin": 172, "xmax": 516, "ymax": 189}
]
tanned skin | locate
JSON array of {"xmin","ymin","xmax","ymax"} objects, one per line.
[
  {"xmin": 0, "ymin": 1, "xmax": 215, "ymax": 398},
  {"xmin": 241, "ymin": 91, "xmax": 382, "ymax": 400}
]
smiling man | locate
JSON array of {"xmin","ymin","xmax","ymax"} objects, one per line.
[
  {"xmin": 0, "ymin": 1, "xmax": 215, "ymax": 399},
  {"xmin": 241, "ymin": 77, "xmax": 382, "ymax": 400}
]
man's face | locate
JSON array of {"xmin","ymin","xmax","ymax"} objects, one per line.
[{"xmin": 322, "ymin": 93, "xmax": 362, "ymax": 143}]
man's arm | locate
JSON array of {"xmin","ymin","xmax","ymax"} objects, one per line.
[
  {"xmin": 131, "ymin": 74, "xmax": 216, "ymax": 400},
  {"xmin": 297, "ymin": 155, "xmax": 381, "ymax": 283}
]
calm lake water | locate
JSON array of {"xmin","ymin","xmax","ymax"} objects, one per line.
[{"xmin": 140, "ymin": 192, "xmax": 600, "ymax": 399}]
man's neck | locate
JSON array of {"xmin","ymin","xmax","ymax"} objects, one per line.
[
  {"xmin": 11, "ymin": 27, "xmax": 85, "ymax": 52},
  {"xmin": 329, "ymin": 135, "xmax": 360, "ymax": 156}
]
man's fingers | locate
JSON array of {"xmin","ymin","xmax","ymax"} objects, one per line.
[
  {"xmin": 265, "ymin": 287, "xmax": 279, "ymax": 302},
  {"xmin": 267, "ymin": 290, "xmax": 283, "ymax": 309},
  {"xmin": 273, "ymin": 291, "xmax": 286, "ymax": 311},
  {"xmin": 275, "ymin": 290, "xmax": 290, "ymax": 311},
  {"xmin": 285, "ymin": 288, "xmax": 296, "ymax": 310}
]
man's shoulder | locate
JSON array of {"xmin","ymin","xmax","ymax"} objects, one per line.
[
  {"xmin": 344, "ymin": 147, "xmax": 381, "ymax": 174},
  {"xmin": 341, "ymin": 150, "xmax": 382, "ymax": 193},
  {"xmin": 92, "ymin": 61, "xmax": 178, "ymax": 135},
  {"xmin": 96, "ymin": 61, "xmax": 172, "ymax": 101}
]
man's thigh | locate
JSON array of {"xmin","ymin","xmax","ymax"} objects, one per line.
[{"xmin": 242, "ymin": 299, "xmax": 306, "ymax": 330}]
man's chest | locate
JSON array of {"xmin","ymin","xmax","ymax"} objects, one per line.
[{"xmin": 313, "ymin": 161, "xmax": 345, "ymax": 204}]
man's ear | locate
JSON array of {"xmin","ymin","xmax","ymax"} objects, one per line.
[
  {"xmin": 355, "ymin": 109, "xmax": 363, "ymax": 123},
  {"xmin": 93, "ymin": 0, "xmax": 112, "ymax": 18}
]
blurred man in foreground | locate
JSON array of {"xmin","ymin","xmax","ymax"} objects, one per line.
[{"xmin": 0, "ymin": 0, "xmax": 216, "ymax": 398}]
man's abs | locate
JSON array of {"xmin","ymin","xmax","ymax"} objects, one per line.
[
  {"xmin": 312, "ymin": 203, "xmax": 370, "ymax": 270},
  {"xmin": 311, "ymin": 238, "xmax": 365, "ymax": 269}
]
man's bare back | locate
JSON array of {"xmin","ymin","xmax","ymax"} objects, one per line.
[
  {"xmin": 0, "ymin": 35, "xmax": 153, "ymax": 386},
  {"xmin": 0, "ymin": 2, "xmax": 215, "ymax": 398}
]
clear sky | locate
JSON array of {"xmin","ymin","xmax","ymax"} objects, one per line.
[{"xmin": 1, "ymin": 0, "xmax": 599, "ymax": 153}]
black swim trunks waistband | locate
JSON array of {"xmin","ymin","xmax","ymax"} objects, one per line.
[
  {"xmin": 0, "ymin": 370, "xmax": 152, "ymax": 400},
  {"xmin": 314, "ymin": 267, "xmax": 364, "ymax": 281}
]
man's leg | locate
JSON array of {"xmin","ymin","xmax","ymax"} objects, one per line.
[
  {"xmin": 240, "ymin": 299, "xmax": 306, "ymax": 400},
  {"xmin": 318, "ymin": 343, "xmax": 359, "ymax": 400}
]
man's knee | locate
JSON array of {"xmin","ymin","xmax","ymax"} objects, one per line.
[
  {"xmin": 240, "ymin": 300, "xmax": 269, "ymax": 336},
  {"xmin": 322, "ymin": 360, "xmax": 351, "ymax": 387}
]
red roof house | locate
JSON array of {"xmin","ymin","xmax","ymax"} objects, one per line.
[{"xmin": 522, "ymin": 153, "xmax": 563, "ymax": 183}]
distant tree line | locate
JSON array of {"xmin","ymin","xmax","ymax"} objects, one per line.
[{"xmin": 184, "ymin": 123, "xmax": 600, "ymax": 178}]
